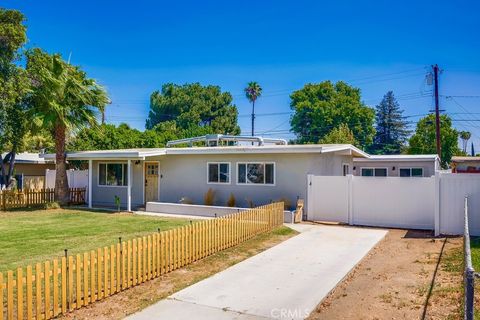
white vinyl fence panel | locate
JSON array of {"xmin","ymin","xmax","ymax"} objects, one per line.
[
  {"xmin": 307, "ymin": 173, "xmax": 480, "ymax": 235},
  {"xmin": 45, "ymin": 169, "xmax": 88, "ymax": 189},
  {"xmin": 439, "ymin": 173, "xmax": 480, "ymax": 235},
  {"xmin": 352, "ymin": 176, "xmax": 435, "ymax": 229}
]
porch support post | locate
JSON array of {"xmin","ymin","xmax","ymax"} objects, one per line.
[
  {"xmin": 127, "ymin": 159, "xmax": 132, "ymax": 212},
  {"xmin": 88, "ymin": 159, "xmax": 92, "ymax": 208}
]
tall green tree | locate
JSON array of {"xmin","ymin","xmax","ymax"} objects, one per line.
[
  {"xmin": 408, "ymin": 114, "xmax": 461, "ymax": 168},
  {"xmin": 318, "ymin": 123, "xmax": 357, "ymax": 145},
  {"xmin": 0, "ymin": 8, "xmax": 31, "ymax": 188},
  {"xmin": 370, "ymin": 91, "xmax": 409, "ymax": 154},
  {"xmin": 290, "ymin": 81, "xmax": 375, "ymax": 147},
  {"xmin": 69, "ymin": 121, "xmax": 215, "ymax": 151},
  {"xmin": 145, "ymin": 83, "xmax": 240, "ymax": 135},
  {"xmin": 244, "ymin": 82, "xmax": 262, "ymax": 136},
  {"xmin": 26, "ymin": 48, "xmax": 108, "ymax": 204},
  {"xmin": 69, "ymin": 123, "xmax": 143, "ymax": 151}
]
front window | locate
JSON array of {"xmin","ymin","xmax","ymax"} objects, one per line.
[
  {"xmin": 361, "ymin": 168, "xmax": 387, "ymax": 177},
  {"xmin": 98, "ymin": 163, "xmax": 128, "ymax": 186},
  {"xmin": 208, "ymin": 163, "xmax": 230, "ymax": 184},
  {"xmin": 400, "ymin": 168, "xmax": 423, "ymax": 177},
  {"xmin": 237, "ymin": 163, "xmax": 275, "ymax": 185}
]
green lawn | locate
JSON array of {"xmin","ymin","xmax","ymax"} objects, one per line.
[
  {"xmin": 470, "ymin": 237, "xmax": 480, "ymax": 270},
  {"xmin": 0, "ymin": 209, "xmax": 191, "ymax": 272}
]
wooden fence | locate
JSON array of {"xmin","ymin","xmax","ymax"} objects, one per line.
[
  {"xmin": 0, "ymin": 202, "xmax": 284, "ymax": 320},
  {"xmin": 0, "ymin": 188, "xmax": 86, "ymax": 210}
]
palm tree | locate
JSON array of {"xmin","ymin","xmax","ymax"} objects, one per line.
[
  {"xmin": 26, "ymin": 48, "xmax": 108, "ymax": 205},
  {"xmin": 244, "ymin": 82, "xmax": 262, "ymax": 136},
  {"xmin": 460, "ymin": 131, "xmax": 471, "ymax": 153}
]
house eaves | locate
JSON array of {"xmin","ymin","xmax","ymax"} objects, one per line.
[
  {"xmin": 42, "ymin": 144, "xmax": 370, "ymax": 160},
  {"xmin": 353, "ymin": 154, "xmax": 439, "ymax": 162}
]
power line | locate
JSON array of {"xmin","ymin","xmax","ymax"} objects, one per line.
[
  {"xmin": 444, "ymin": 96, "xmax": 480, "ymax": 131},
  {"xmin": 441, "ymin": 95, "xmax": 480, "ymax": 99}
]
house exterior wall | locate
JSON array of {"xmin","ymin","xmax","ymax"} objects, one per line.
[
  {"xmin": 91, "ymin": 160, "xmax": 144, "ymax": 208},
  {"xmin": 154, "ymin": 152, "xmax": 352, "ymax": 209},
  {"xmin": 353, "ymin": 160, "xmax": 436, "ymax": 177},
  {"xmin": 89, "ymin": 152, "xmax": 353, "ymax": 209}
]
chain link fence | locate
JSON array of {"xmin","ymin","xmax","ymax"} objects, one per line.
[{"xmin": 464, "ymin": 196, "xmax": 476, "ymax": 320}]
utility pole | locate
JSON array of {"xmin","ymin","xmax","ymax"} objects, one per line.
[{"xmin": 433, "ymin": 64, "xmax": 441, "ymax": 162}]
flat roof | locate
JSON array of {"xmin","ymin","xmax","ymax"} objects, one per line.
[
  {"xmin": 42, "ymin": 144, "xmax": 370, "ymax": 160},
  {"xmin": 353, "ymin": 154, "xmax": 439, "ymax": 162},
  {"xmin": 452, "ymin": 156, "xmax": 480, "ymax": 162},
  {"xmin": 2, "ymin": 152, "xmax": 54, "ymax": 164}
]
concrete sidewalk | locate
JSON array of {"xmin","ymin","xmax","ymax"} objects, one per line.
[{"xmin": 126, "ymin": 224, "xmax": 387, "ymax": 320}]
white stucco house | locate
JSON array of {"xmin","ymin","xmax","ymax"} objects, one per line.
[
  {"xmin": 42, "ymin": 135, "xmax": 439, "ymax": 212},
  {"xmin": 352, "ymin": 154, "xmax": 440, "ymax": 177}
]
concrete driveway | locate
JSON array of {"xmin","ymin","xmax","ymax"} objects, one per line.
[{"xmin": 126, "ymin": 224, "xmax": 387, "ymax": 320}]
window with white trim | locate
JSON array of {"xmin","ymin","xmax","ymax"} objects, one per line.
[
  {"xmin": 399, "ymin": 168, "xmax": 423, "ymax": 177},
  {"xmin": 237, "ymin": 162, "xmax": 275, "ymax": 185},
  {"xmin": 361, "ymin": 168, "xmax": 387, "ymax": 177},
  {"xmin": 208, "ymin": 163, "xmax": 230, "ymax": 184},
  {"xmin": 98, "ymin": 163, "xmax": 128, "ymax": 186}
]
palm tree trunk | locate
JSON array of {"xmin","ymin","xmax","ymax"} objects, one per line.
[
  {"xmin": 251, "ymin": 100, "xmax": 255, "ymax": 136},
  {"xmin": 54, "ymin": 123, "xmax": 70, "ymax": 205}
]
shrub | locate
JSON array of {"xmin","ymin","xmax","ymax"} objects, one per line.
[
  {"xmin": 179, "ymin": 197, "xmax": 194, "ymax": 204},
  {"xmin": 204, "ymin": 188, "xmax": 216, "ymax": 206},
  {"xmin": 245, "ymin": 198, "xmax": 255, "ymax": 208},
  {"xmin": 227, "ymin": 193, "xmax": 236, "ymax": 207},
  {"xmin": 40, "ymin": 201, "xmax": 60, "ymax": 210}
]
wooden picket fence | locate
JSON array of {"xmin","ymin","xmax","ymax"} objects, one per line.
[
  {"xmin": 0, "ymin": 188, "xmax": 86, "ymax": 210},
  {"xmin": 0, "ymin": 202, "xmax": 284, "ymax": 320}
]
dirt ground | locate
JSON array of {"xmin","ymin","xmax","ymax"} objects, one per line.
[
  {"xmin": 310, "ymin": 228, "xmax": 463, "ymax": 320},
  {"xmin": 58, "ymin": 227, "xmax": 296, "ymax": 320}
]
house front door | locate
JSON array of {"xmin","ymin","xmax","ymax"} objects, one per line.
[{"xmin": 145, "ymin": 163, "xmax": 159, "ymax": 203}]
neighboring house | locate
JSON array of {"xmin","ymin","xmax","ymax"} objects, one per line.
[
  {"xmin": 42, "ymin": 135, "xmax": 440, "ymax": 211},
  {"xmin": 451, "ymin": 156, "xmax": 480, "ymax": 173},
  {"xmin": 2, "ymin": 152, "xmax": 55, "ymax": 189},
  {"xmin": 353, "ymin": 154, "xmax": 439, "ymax": 177}
]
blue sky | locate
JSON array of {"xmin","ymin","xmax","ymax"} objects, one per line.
[{"xmin": 4, "ymin": 0, "xmax": 480, "ymax": 147}]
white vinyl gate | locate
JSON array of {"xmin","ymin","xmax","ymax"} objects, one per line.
[
  {"xmin": 307, "ymin": 173, "xmax": 480, "ymax": 235},
  {"xmin": 307, "ymin": 175, "xmax": 435, "ymax": 229}
]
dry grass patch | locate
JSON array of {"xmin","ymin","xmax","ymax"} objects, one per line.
[{"xmin": 310, "ymin": 229, "xmax": 464, "ymax": 320}]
